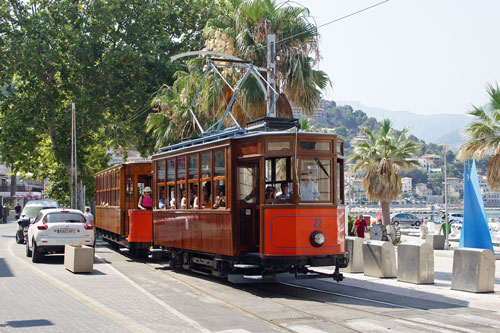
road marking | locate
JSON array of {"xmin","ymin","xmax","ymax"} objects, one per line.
[
  {"xmin": 455, "ymin": 315, "xmax": 500, "ymax": 329},
  {"xmin": 286, "ymin": 325, "xmax": 328, "ymax": 333},
  {"xmin": 7, "ymin": 242, "xmax": 152, "ymax": 333},
  {"xmin": 410, "ymin": 318, "xmax": 479, "ymax": 333},
  {"xmin": 346, "ymin": 320, "xmax": 393, "ymax": 332},
  {"xmin": 100, "ymin": 258, "xmax": 211, "ymax": 333},
  {"xmin": 395, "ymin": 319, "xmax": 457, "ymax": 333}
]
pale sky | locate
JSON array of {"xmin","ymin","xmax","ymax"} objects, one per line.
[{"xmin": 296, "ymin": 0, "xmax": 500, "ymax": 115}]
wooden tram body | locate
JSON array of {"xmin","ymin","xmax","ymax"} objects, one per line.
[
  {"xmin": 95, "ymin": 162, "xmax": 153, "ymax": 255},
  {"xmin": 95, "ymin": 120, "xmax": 348, "ymax": 281}
]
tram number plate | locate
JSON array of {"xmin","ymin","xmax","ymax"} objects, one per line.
[
  {"xmin": 313, "ymin": 218, "xmax": 322, "ymax": 228},
  {"xmin": 245, "ymin": 209, "xmax": 251, "ymax": 215}
]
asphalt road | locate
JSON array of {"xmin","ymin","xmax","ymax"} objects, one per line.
[{"xmin": 1, "ymin": 220, "xmax": 499, "ymax": 332}]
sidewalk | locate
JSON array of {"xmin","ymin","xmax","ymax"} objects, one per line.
[{"xmin": 322, "ymin": 235, "xmax": 500, "ymax": 311}]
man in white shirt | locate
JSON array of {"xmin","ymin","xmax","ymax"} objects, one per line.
[
  {"xmin": 84, "ymin": 206, "xmax": 95, "ymax": 226},
  {"xmin": 300, "ymin": 169, "xmax": 320, "ymax": 201}
]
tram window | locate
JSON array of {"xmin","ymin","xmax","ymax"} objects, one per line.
[
  {"xmin": 177, "ymin": 183, "xmax": 186, "ymax": 209},
  {"xmin": 200, "ymin": 181, "xmax": 211, "ymax": 209},
  {"xmin": 337, "ymin": 159, "xmax": 344, "ymax": 204},
  {"xmin": 300, "ymin": 141, "xmax": 331, "ymax": 151},
  {"xmin": 214, "ymin": 150, "xmax": 225, "ymax": 177},
  {"xmin": 201, "ymin": 152, "xmax": 210, "ymax": 178},
  {"xmin": 238, "ymin": 166, "xmax": 255, "ymax": 204},
  {"xmin": 158, "ymin": 186, "xmax": 166, "ymax": 209},
  {"xmin": 157, "ymin": 161, "xmax": 165, "ymax": 183},
  {"xmin": 264, "ymin": 157, "xmax": 292, "ymax": 203},
  {"xmin": 167, "ymin": 185, "xmax": 176, "ymax": 209},
  {"xmin": 213, "ymin": 180, "xmax": 226, "ymax": 209},
  {"xmin": 177, "ymin": 156, "xmax": 186, "ymax": 181},
  {"xmin": 299, "ymin": 159, "xmax": 331, "ymax": 202},
  {"xmin": 267, "ymin": 141, "xmax": 290, "ymax": 151},
  {"xmin": 336, "ymin": 141, "xmax": 344, "ymax": 155},
  {"xmin": 188, "ymin": 183, "xmax": 199, "ymax": 209},
  {"xmin": 167, "ymin": 159, "xmax": 175, "ymax": 182},
  {"xmin": 188, "ymin": 155, "xmax": 198, "ymax": 180}
]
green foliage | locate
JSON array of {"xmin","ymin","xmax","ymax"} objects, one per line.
[
  {"xmin": 347, "ymin": 215, "xmax": 355, "ymax": 236},
  {"xmin": 0, "ymin": 0, "xmax": 213, "ymax": 205}
]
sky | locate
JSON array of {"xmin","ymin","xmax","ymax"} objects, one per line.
[{"xmin": 295, "ymin": 0, "xmax": 500, "ymax": 115}]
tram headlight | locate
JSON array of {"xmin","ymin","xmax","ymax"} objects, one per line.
[{"xmin": 310, "ymin": 231, "xmax": 325, "ymax": 247}]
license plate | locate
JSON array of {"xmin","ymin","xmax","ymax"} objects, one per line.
[{"xmin": 55, "ymin": 228, "xmax": 77, "ymax": 234}]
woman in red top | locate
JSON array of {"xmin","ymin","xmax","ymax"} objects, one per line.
[
  {"xmin": 138, "ymin": 187, "xmax": 153, "ymax": 210},
  {"xmin": 352, "ymin": 215, "xmax": 367, "ymax": 238}
]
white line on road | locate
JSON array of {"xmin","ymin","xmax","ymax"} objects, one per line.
[
  {"xmin": 410, "ymin": 317, "xmax": 479, "ymax": 333},
  {"xmin": 395, "ymin": 319, "xmax": 457, "ymax": 333},
  {"xmin": 345, "ymin": 320, "xmax": 393, "ymax": 332},
  {"xmin": 99, "ymin": 257, "xmax": 211, "ymax": 333},
  {"xmin": 7, "ymin": 242, "xmax": 153, "ymax": 333}
]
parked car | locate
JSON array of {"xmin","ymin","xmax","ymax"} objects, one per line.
[
  {"xmin": 16, "ymin": 199, "xmax": 59, "ymax": 244},
  {"xmin": 26, "ymin": 208, "xmax": 94, "ymax": 263},
  {"xmin": 390, "ymin": 213, "xmax": 422, "ymax": 227}
]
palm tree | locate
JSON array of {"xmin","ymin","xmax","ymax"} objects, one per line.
[
  {"xmin": 147, "ymin": 0, "xmax": 330, "ymax": 147},
  {"xmin": 204, "ymin": 0, "xmax": 329, "ymax": 113},
  {"xmin": 458, "ymin": 82, "xmax": 500, "ymax": 191},
  {"xmin": 350, "ymin": 119, "xmax": 420, "ymax": 226}
]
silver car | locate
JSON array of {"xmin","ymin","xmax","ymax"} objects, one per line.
[{"xmin": 390, "ymin": 213, "xmax": 422, "ymax": 227}]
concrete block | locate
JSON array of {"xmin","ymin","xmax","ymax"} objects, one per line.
[
  {"xmin": 64, "ymin": 245, "xmax": 94, "ymax": 273},
  {"xmin": 362, "ymin": 240, "xmax": 396, "ymax": 278},
  {"xmin": 397, "ymin": 242, "xmax": 434, "ymax": 284},
  {"xmin": 341, "ymin": 236, "xmax": 364, "ymax": 273},
  {"xmin": 452, "ymin": 248, "xmax": 495, "ymax": 293},
  {"xmin": 426, "ymin": 234, "xmax": 445, "ymax": 250}
]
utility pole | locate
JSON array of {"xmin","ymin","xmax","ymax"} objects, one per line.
[
  {"xmin": 267, "ymin": 34, "xmax": 276, "ymax": 117},
  {"xmin": 70, "ymin": 103, "xmax": 78, "ymax": 209},
  {"xmin": 443, "ymin": 144, "xmax": 449, "ymax": 249}
]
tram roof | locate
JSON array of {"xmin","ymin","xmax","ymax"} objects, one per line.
[
  {"xmin": 152, "ymin": 127, "xmax": 342, "ymax": 160},
  {"xmin": 96, "ymin": 160, "xmax": 152, "ymax": 175}
]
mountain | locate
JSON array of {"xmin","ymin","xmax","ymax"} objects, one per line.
[{"xmin": 337, "ymin": 101, "xmax": 472, "ymax": 148}]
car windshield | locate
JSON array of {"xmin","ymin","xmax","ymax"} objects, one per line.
[
  {"xmin": 22, "ymin": 206, "xmax": 49, "ymax": 218},
  {"xmin": 46, "ymin": 213, "xmax": 85, "ymax": 223}
]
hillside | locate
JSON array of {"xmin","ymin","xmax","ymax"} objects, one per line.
[{"xmin": 337, "ymin": 100, "xmax": 472, "ymax": 149}]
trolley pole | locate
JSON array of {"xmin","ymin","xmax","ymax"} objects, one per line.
[{"xmin": 267, "ymin": 34, "xmax": 276, "ymax": 117}]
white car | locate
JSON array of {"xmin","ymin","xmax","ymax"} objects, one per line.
[{"xmin": 26, "ymin": 208, "xmax": 95, "ymax": 263}]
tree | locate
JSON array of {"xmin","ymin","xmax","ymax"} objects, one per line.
[
  {"xmin": 147, "ymin": 0, "xmax": 330, "ymax": 146},
  {"xmin": 458, "ymin": 82, "xmax": 500, "ymax": 191},
  {"xmin": 0, "ymin": 0, "xmax": 213, "ymax": 205},
  {"xmin": 350, "ymin": 119, "xmax": 420, "ymax": 226}
]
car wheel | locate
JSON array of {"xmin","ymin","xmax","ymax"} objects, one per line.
[
  {"xmin": 414, "ymin": 221, "xmax": 421, "ymax": 227},
  {"xmin": 16, "ymin": 230, "xmax": 24, "ymax": 244},
  {"xmin": 26, "ymin": 239, "xmax": 32, "ymax": 257},
  {"xmin": 32, "ymin": 240, "xmax": 43, "ymax": 263}
]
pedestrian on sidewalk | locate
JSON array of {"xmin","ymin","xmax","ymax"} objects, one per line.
[
  {"xmin": 0, "ymin": 202, "xmax": 3, "ymax": 223},
  {"xmin": 84, "ymin": 206, "xmax": 94, "ymax": 226},
  {"xmin": 352, "ymin": 215, "xmax": 367, "ymax": 238},
  {"xmin": 14, "ymin": 201, "xmax": 21, "ymax": 219}
]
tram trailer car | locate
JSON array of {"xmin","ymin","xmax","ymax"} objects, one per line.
[
  {"xmin": 95, "ymin": 162, "xmax": 153, "ymax": 257},
  {"xmin": 150, "ymin": 128, "xmax": 348, "ymax": 282}
]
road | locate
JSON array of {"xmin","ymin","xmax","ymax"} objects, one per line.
[{"xmin": 1, "ymin": 221, "xmax": 500, "ymax": 332}]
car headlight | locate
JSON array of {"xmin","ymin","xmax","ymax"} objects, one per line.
[{"xmin": 310, "ymin": 231, "xmax": 325, "ymax": 247}]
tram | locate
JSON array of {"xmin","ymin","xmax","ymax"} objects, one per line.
[{"xmin": 95, "ymin": 118, "xmax": 348, "ymax": 282}]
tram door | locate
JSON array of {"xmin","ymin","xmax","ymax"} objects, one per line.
[{"xmin": 237, "ymin": 163, "xmax": 259, "ymax": 253}]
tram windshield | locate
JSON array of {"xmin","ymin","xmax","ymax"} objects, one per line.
[
  {"xmin": 264, "ymin": 156, "xmax": 292, "ymax": 203},
  {"xmin": 299, "ymin": 158, "xmax": 331, "ymax": 202}
]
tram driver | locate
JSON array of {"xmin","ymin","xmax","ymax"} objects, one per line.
[{"xmin": 300, "ymin": 168, "xmax": 320, "ymax": 201}]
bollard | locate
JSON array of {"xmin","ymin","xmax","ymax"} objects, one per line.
[
  {"xmin": 64, "ymin": 245, "xmax": 94, "ymax": 273},
  {"xmin": 451, "ymin": 248, "xmax": 495, "ymax": 293},
  {"xmin": 426, "ymin": 234, "xmax": 445, "ymax": 250},
  {"xmin": 362, "ymin": 240, "xmax": 396, "ymax": 278},
  {"xmin": 397, "ymin": 242, "xmax": 434, "ymax": 284},
  {"xmin": 341, "ymin": 236, "xmax": 364, "ymax": 273}
]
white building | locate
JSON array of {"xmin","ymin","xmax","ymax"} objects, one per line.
[{"xmin": 401, "ymin": 177, "xmax": 412, "ymax": 193}]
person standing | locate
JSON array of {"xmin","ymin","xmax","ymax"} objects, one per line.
[
  {"xmin": 138, "ymin": 187, "xmax": 153, "ymax": 210},
  {"xmin": 83, "ymin": 206, "xmax": 94, "ymax": 226},
  {"xmin": 352, "ymin": 215, "xmax": 367, "ymax": 238},
  {"xmin": 299, "ymin": 169, "xmax": 320, "ymax": 201},
  {"xmin": 14, "ymin": 201, "xmax": 22, "ymax": 219},
  {"xmin": 0, "ymin": 202, "xmax": 3, "ymax": 223}
]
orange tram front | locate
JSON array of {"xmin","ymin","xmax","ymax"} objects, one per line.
[{"xmin": 95, "ymin": 122, "xmax": 348, "ymax": 282}]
